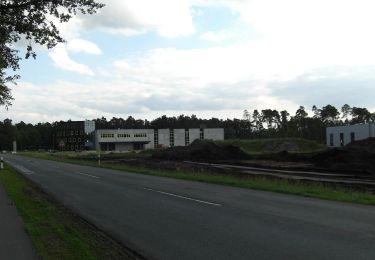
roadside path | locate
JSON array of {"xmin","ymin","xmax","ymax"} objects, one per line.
[{"xmin": 0, "ymin": 181, "xmax": 38, "ymax": 260}]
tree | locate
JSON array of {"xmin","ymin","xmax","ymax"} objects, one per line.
[
  {"xmin": 243, "ymin": 109, "xmax": 251, "ymax": 121},
  {"xmin": 0, "ymin": 0, "xmax": 104, "ymax": 107},
  {"xmin": 312, "ymin": 105, "xmax": 321, "ymax": 119},
  {"xmin": 295, "ymin": 106, "xmax": 308, "ymax": 120},
  {"xmin": 252, "ymin": 109, "xmax": 263, "ymax": 132},
  {"xmin": 320, "ymin": 104, "xmax": 339, "ymax": 124},
  {"xmin": 280, "ymin": 110, "xmax": 290, "ymax": 135},
  {"xmin": 261, "ymin": 109, "xmax": 280, "ymax": 129},
  {"xmin": 341, "ymin": 104, "xmax": 352, "ymax": 123},
  {"xmin": 351, "ymin": 107, "xmax": 371, "ymax": 124}
]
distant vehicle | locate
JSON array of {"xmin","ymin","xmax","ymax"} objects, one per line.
[{"xmin": 1, "ymin": 150, "xmax": 6, "ymax": 154}]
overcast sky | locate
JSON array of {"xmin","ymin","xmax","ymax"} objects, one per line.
[{"xmin": 2, "ymin": 0, "xmax": 375, "ymax": 123}]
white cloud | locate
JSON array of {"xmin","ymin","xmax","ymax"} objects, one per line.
[
  {"xmin": 6, "ymin": 0, "xmax": 375, "ymax": 122},
  {"xmin": 67, "ymin": 39, "xmax": 102, "ymax": 55},
  {"xmin": 75, "ymin": 0, "xmax": 195, "ymax": 37},
  {"xmin": 3, "ymin": 78, "xmax": 298, "ymax": 124},
  {"xmin": 48, "ymin": 45, "xmax": 94, "ymax": 76},
  {"xmin": 201, "ymin": 30, "xmax": 239, "ymax": 42}
]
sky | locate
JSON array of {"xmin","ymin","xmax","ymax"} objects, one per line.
[{"xmin": 2, "ymin": 0, "xmax": 375, "ymax": 123}]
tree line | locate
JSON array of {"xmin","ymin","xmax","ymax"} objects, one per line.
[{"xmin": 0, "ymin": 104, "xmax": 374, "ymax": 151}]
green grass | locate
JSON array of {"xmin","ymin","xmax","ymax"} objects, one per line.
[
  {"xmin": 0, "ymin": 164, "xmax": 134, "ymax": 259},
  {"xmin": 19, "ymin": 151, "xmax": 375, "ymax": 206},
  {"xmin": 216, "ymin": 138, "xmax": 328, "ymax": 154}
]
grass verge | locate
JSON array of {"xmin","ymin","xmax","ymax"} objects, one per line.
[
  {"xmin": 0, "ymin": 164, "xmax": 140, "ymax": 259},
  {"xmin": 19, "ymin": 152, "xmax": 375, "ymax": 206}
]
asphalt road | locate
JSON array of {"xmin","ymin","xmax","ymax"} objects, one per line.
[{"xmin": 3, "ymin": 154, "xmax": 375, "ymax": 260}]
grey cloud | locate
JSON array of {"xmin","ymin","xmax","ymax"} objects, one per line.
[
  {"xmin": 78, "ymin": 86, "xmax": 246, "ymax": 115},
  {"xmin": 271, "ymin": 66, "xmax": 375, "ymax": 109},
  {"xmin": 202, "ymin": 80, "xmax": 263, "ymax": 99}
]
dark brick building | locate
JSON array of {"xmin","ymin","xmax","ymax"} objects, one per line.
[{"xmin": 53, "ymin": 120, "xmax": 95, "ymax": 151}]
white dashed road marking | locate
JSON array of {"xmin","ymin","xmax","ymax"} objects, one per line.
[
  {"xmin": 144, "ymin": 187, "xmax": 222, "ymax": 207},
  {"xmin": 76, "ymin": 172, "xmax": 100, "ymax": 179}
]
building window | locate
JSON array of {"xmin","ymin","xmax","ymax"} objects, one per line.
[
  {"xmin": 350, "ymin": 132, "xmax": 355, "ymax": 143},
  {"xmin": 329, "ymin": 134, "xmax": 334, "ymax": 146},
  {"xmin": 71, "ymin": 130, "xmax": 74, "ymax": 136},
  {"xmin": 101, "ymin": 133, "xmax": 114, "ymax": 138},
  {"xmin": 185, "ymin": 130, "xmax": 189, "ymax": 146},
  {"xmin": 78, "ymin": 138, "xmax": 81, "ymax": 142},
  {"xmin": 118, "ymin": 133, "xmax": 131, "ymax": 138},
  {"xmin": 154, "ymin": 130, "xmax": 159, "ymax": 148},
  {"xmin": 200, "ymin": 129, "xmax": 204, "ymax": 140},
  {"xmin": 170, "ymin": 129, "xmax": 174, "ymax": 147},
  {"xmin": 134, "ymin": 133, "xmax": 147, "ymax": 138},
  {"xmin": 340, "ymin": 133, "xmax": 344, "ymax": 146}
]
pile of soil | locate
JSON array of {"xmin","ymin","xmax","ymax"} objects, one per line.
[
  {"xmin": 251, "ymin": 138, "xmax": 375, "ymax": 175},
  {"xmin": 310, "ymin": 138, "xmax": 375, "ymax": 174},
  {"xmin": 269, "ymin": 141, "xmax": 300, "ymax": 153},
  {"xmin": 152, "ymin": 140, "xmax": 251, "ymax": 161},
  {"xmin": 345, "ymin": 137, "xmax": 375, "ymax": 153}
]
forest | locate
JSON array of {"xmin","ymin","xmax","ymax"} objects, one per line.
[{"xmin": 0, "ymin": 104, "xmax": 374, "ymax": 151}]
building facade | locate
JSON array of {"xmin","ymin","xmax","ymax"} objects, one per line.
[
  {"xmin": 95, "ymin": 128, "xmax": 224, "ymax": 151},
  {"xmin": 53, "ymin": 120, "xmax": 96, "ymax": 151},
  {"xmin": 326, "ymin": 123, "xmax": 375, "ymax": 147}
]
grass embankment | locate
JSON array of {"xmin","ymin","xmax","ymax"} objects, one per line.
[
  {"xmin": 216, "ymin": 138, "xmax": 328, "ymax": 154},
  {"xmin": 0, "ymin": 164, "xmax": 138, "ymax": 259},
  {"xmin": 19, "ymin": 151, "xmax": 375, "ymax": 206}
]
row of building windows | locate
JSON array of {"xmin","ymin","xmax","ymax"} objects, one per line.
[
  {"xmin": 170, "ymin": 131, "xmax": 174, "ymax": 147},
  {"xmin": 101, "ymin": 133, "xmax": 115, "ymax": 138},
  {"xmin": 60, "ymin": 138, "xmax": 82, "ymax": 143},
  {"xmin": 64, "ymin": 145, "xmax": 84, "ymax": 151},
  {"xmin": 185, "ymin": 130, "xmax": 189, "ymax": 146},
  {"xmin": 101, "ymin": 133, "xmax": 148, "ymax": 138},
  {"xmin": 118, "ymin": 133, "xmax": 131, "ymax": 138},
  {"xmin": 154, "ymin": 130, "xmax": 159, "ymax": 148},
  {"xmin": 134, "ymin": 133, "xmax": 147, "ymax": 138},
  {"xmin": 329, "ymin": 132, "xmax": 355, "ymax": 146},
  {"xmin": 56, "ymin": 130, "xmax": 84, "ymax": 137}
]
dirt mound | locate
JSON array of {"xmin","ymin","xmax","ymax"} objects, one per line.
[
  {"xmin": 272, "ymin": 141, "xmax": 300, "ymax": 153},
  {"xmin": 310, "ymin": 138, "xmax": 375, "ymax": 174},
  {"xmin": 152, "ymin": 140, "xmax": 251, "ymax": 161},
  {"xmin": 252, "ymin": 138, "xmax": 375, "ymax": 174},
  {"xmin": 345, "ymin": 138, "xmax": 375, "ymax": 153}
]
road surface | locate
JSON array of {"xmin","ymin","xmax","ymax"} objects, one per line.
[{"xmin": 3, "ymin": 154, "xmax": 375, "ymax": 260}]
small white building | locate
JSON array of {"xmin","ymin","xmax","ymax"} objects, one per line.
[
  {"xmin": 95, "ymin": 128, "xmax": 224, "ymax": 151},
  {"xmin": 326, "ymin": 123, "xmax": 375, "ymax": 147}
]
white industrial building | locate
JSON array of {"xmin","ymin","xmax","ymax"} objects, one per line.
[
  {"xmin": 95, "ymin": 128, "xmax": 224, "ymax": 151},
  {"xmin": 326, "ymin": 123, "xmax": 375, "ymax": 147}
]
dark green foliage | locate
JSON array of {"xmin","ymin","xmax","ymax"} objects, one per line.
[
  {"xmin": 351, "ymin": 107, "xmax": 372, "ymax": 124},
  {"xmin": 320, "ymin": 104, "xmax": 339, "ymax": 124},
  {"xmin": 0, "ymin": 0, "xmax": 104, "ymax": 106}
]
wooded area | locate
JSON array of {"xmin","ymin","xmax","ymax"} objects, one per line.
[{"xmin": 0, "ymin": 104, "xmax": 374, "ymax": 150}]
